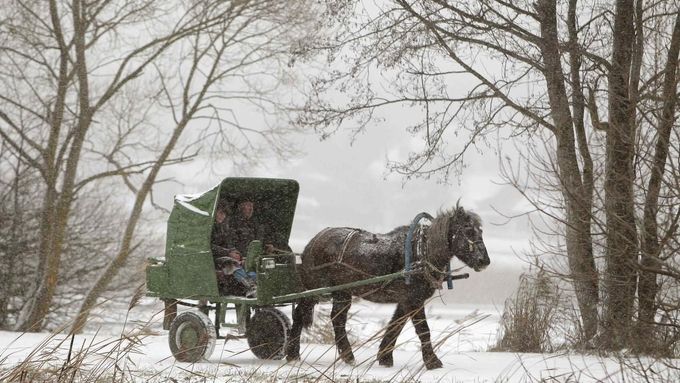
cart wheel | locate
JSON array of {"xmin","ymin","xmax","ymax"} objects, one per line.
[
  {"xmin": 246, "ymin": 307, "xmax": 291, "ymax": 359},
  {"xmin": 168, "ymin": 311, "xmax": 216, "ymax": 363}
]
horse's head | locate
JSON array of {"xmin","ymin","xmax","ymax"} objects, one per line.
[{"xmin": 448, "ymin": 205, "xmax": 490, "ymax": 272}]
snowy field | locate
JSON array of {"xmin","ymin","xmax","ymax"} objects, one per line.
[{"xmin": 1, "ymin": 298, "xmax": 678, "ymax": 382}]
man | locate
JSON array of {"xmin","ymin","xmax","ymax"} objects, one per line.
[
  {"xmin": 226, "ymin": 199, "xmax": 276, "ymax": 254},
  {"xmin": 225, "ymin": 200, "xmax": 259, "ymax": 255},
  {"xmin": 211, "ymin": 204, "xmax": 256, "ymax": 297}
]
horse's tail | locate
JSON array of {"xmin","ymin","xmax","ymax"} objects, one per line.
[{"xmin": 297, "ymin": 297, "xmax": 317, "ymax": 328}]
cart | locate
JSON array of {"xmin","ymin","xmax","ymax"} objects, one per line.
[{"xmin": 146, "ymin": 177, "xmax": 468, "ymax": 362}]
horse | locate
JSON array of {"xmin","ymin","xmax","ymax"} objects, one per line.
[{"xmin": 285, "ymin": 204, "xmax": 490, "ymax": 370}]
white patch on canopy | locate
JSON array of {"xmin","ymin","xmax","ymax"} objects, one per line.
[
  {"xmin": 175, "ymin": 198, "xmax": 210, "ymax": 216},
  {"xmin": 175, "ymin": 192, "xmax": 206, "ymax": 203}
]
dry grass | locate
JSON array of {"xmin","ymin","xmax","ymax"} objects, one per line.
[
  {"xmin": 0, "ymin": 283, "xmax": 159, "ymax": 383},
  {"xmin": 491, "ymin": 271, "xmax": 559, "ymax": 353},
  {"xmin": 300, "ymin": 305, "xmax": 339, "ymax": 345},
  {"xmin": 300, "ymin": 303, "xmax": 359, "ymax": 346}
]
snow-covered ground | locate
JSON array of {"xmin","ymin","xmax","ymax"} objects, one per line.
[{"xmin": 1, "ymin": 299, "xmax": 678, "ymax": 382}]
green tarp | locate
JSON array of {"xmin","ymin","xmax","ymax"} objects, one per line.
[{"xmin": 156, "ymin": 177, "xmax": 299, "ymax": 297}]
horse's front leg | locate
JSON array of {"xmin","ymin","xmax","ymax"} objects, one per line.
[
  {"xmin": 331, "ymin": 292, "xmax": 355, "ymax": 365},
  {"xmin": 286, "ymin": 303, "xmax": 304, "ymax": 361},
  {"xmin": 411, "ymin": 305, "xmax": 443, "ymax": 369},
  {"xmin": 377, "ymin": 303, "xmax": 409, "ymax": 367}
]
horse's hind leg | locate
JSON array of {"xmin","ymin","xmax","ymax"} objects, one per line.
[
  {"xmin": 286, "ymin": 298, "xmax": 316, "ymax": 361},
  {"xmin": 331, "ymin": 291, "xmax": 355, "ymax": 365},
  {"xmin": 411, "ymin": 305, "xmax": 443, "ymax": 369},
  {"xmin": 377, "ymin": 303, "xmax": 409, "ymax": 367}
]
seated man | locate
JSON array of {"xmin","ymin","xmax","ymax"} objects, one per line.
[
  {"xmin": 227, "ymin": 200, "xmax": 262, "ymax": 254},
  {"xmin": 211, "ymin": 204, "xmax": 256, "ymax": 297},
  {"xmin": 226, "ymin": 198, "xmax": 276, "ymax": 257}
]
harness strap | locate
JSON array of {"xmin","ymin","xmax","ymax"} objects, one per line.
[
  {"xmin": 338, "ymin": 228, "xmax": 360, "ymax": 263},
  {"xmin": 307, "ymin": 227, "xmax": 362, "ymax": 272},
  {"xmin": 446, "ymin": 262, "xmax": 453, "ymax": 289}
]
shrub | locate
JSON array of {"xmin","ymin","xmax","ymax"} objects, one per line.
[{"xmin": 491, "ymin": 270, "xmax": 559, "ymax": 353}]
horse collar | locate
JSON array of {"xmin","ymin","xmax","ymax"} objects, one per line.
[
  {"xmin": 414, "ymin": 225, "xmax": 427, "ymax": 261},
  {"xmin": 404, "ymin": 212, "xmax": 434, "ymax": 284}
]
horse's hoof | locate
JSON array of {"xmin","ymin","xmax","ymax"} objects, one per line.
[
  {"xmin": 343, "ymin": 356, "xmax": 356, "ymax": 366},
  {"xmin": 286, "ymin": 354, "xmax": 300, "ymax": 362},
  {"xmin": 425, "ymin": 358, "xmax": 443, "ymax": 370},
  {"xmin": 378, "ymin": 356, "xmax": 393, "ymax": 367},
  {"xmin": 339, "ymin": 350, "xmax": 356, "ymax": 365}
]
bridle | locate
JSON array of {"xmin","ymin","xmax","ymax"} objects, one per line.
[
  {"xmin": 407, "ymin": 213, "xmax": 466, "ymax": 289},
  {"xmin": 450, "ymin": 219, "xmax": 484, "ymax": 262}
]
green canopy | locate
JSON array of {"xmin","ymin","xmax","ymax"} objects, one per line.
[
  {"xmin": 160, "ymin": 177, "xmax": 299, "ymax": 296},
  {"xmin": 166, "ymin": 177, "xmax": 299, "ymax": 259}
]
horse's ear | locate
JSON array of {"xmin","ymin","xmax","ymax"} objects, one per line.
[{"xmin": 455, "ymin": 198, "xmax": 465, "ymax": 217}]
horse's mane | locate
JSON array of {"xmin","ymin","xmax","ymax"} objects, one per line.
[
  {"xmin": 426, "ymin": 206, "xmax": 480, "ymax": 261},
  {"xmin": 468, "ymin": 211, "xmax": 482, "ymax": 226},
  {"xmin": 426, "ymin": 208, "xmax": 455, "ymax": 260},
  {"xmin": 386, "ymin": 225, "xmax": 409, "ymax": 236}
]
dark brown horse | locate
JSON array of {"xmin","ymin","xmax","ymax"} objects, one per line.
[{"xmin": 285, "ymin": 204, "xmax": 490, "ymax": 369}]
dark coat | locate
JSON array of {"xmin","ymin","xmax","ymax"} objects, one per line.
[
  {"xmin": 224, "ymin": 215, "xmax": 264, "ymax": 256},
  {"xmin": 211, "ymin": 219, "xmax": 235, "ymax": 260}
]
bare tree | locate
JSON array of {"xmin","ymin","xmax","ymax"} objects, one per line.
[
  {"xmin": 0, "ymin": 145, "xmax": 134, "ymax": 330},
  {"xmin": 291, "ymin": 0, "xmax": 680, "ymax": 350},
  {"xmin": 0, "ymin": 146, "xmax": 39, "ymax": 328},
  {"xmin": 293, "ymin": 0, "xmax": 599, "ymax": 342},
  {"xmin": 0, "ymin": 0, "xmax": 312, "ymax": 331},
  {"xmin": 71, "ymin": 0, "xmax": 314, "ymax": 333},
  {"xmin": 638, "ymin": 9, "xmax": 680, "ymax": 342}
]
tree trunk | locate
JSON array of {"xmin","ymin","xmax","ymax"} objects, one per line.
[
  {"xmin": 637, "ymin": 9, "xmax": 680, "ymax": 343},
  {"xmin": 601, "ymin": 0, "xmax": 638, "ymax": 349},
  {"xmin": 16, "ymin": 189, "xmax": 63, "ymax": 331},
  {"xmin": 537, "ymin": 0, "xmax": 599, "ymax": 341},
  {"xmin": 16, "ymin": 0, "xmax": 92, "ymax": 331},
  {"xmin": 0, "ymin": 162, "xmax": 25, "ymax": 328}
]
